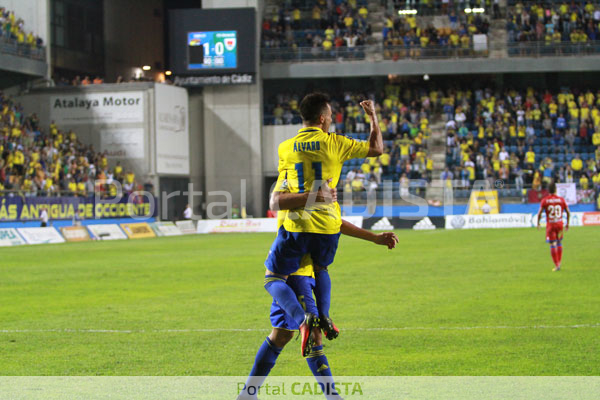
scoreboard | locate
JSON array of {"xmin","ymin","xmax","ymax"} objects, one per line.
[
  {"xmin": 188, "ymin": 31, "xmax": 237, "ymax": 70},
  {"xmin": 168, "ymin": 8, "xmax": 256, "ymax": 86}
]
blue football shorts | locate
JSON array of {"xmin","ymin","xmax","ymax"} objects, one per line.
[{"xmin": 264, "ymin": 226, "xmax": 341, "ymax": 276}]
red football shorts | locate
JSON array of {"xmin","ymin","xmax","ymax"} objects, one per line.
[{"xmin": 546, "ymin": 221, "xmax": 564, "ymax": 242}]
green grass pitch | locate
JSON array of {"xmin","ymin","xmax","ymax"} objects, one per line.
[{"xmin": 1, "ymin": 227, "xmax": 599, "ymax": 375}]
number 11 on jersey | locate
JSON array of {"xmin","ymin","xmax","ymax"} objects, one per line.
[{"xmin": 294, "ymin": 162, "xmax": 323, "ymax": 193}]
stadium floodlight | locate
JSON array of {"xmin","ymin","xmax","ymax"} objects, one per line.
[
  {"xmin": 142, "ymin": 65, "xmax": 152, "ymax": 71},
  {"xmin": 165, "ymin": 70, "xmax": 172, "ymax": 76},
  {"xmin": 464, "ymin": 8, "xmax": 485, "ymax": 13},
  {"xmin": 398, "ymin": 9, "xmax": 417, "ymax": 15}
]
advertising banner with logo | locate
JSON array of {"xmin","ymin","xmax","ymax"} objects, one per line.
[
  {"xmin": 60, "ymin": 226, "xmax": 91, "ymax": 242},
  {"xmin": 100, "ymin": 128, "xmax": 145, "ymax": 159},
  {"xmin": 196, "ymin": 218, "xmax": 278, "ymax": 234},
  {"xmin": 531, "ymin": 212, "xmax": 584, "ymax": 228},
  {"xmin": 50, "ymin": 92, "xmax": 144, "ymax": 125},
  {"xmin": 175, "ymin": 220, "xmax": 197, "ymax": 234},
  {"xmin": 363, "ymin": 217, "xmax": 444, "ymax": 230},
  {"xmin": 0, "ymin": 196, "xmax": 156, "ymax": 222},
  {"xmin": 0, "ymin": 228, "xmax": 26, "ymax": 246},
  {"xmin": 367, "ymin": 217, "xmax": 395, "ymax": 231},
  {"xmin": 121, "ymin": 222, "xmax": 157, "ymax": 239},
  {"xmin": 17, "ymin": 227, "xmax": 66, "ymax": 244},
  {"xmin": 582, "ymin": 212, "xmax": 600, "ymax": 226},
  {"xmin": 151, "ymin": 222, "xmax": 183, "ymax": 236},
  {"xmin": 413, "ymin": 217, "xmax": 437, "ymax": 230},
  {"xmin": 87, "ymin": 224, "xmax": 128, "ymax": 240},
  {"xmin": 196, "ymin": 217, "xmax": 364, "ymax": 234},
  {"xmin": 556, "ymin": 183, "xmax": 577, "ymax": 205},
  {"xmin": 445, "ymin": 214, "xmax": 532, "ymax": 229},
  {"xmin": 155, "ymin": 84, "xmax": 190, "ymax": 175}
]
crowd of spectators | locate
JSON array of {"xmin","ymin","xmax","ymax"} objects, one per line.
[
  {"xmin": 443, "ymin": 87, "xmax": 600, "ymax": 200},
  {"xmin": 383, "ymin": 9, "xmax": 489, "ymax": 59},
  {"xmin": 54, "ymin": 76, "xmax": 105, "ymax": 86},
  {"xmin": 265, "ymin": 86, "xmax": 444, "ymax": 196},
  {"xmin": 265, "ymin": 85, "xmax": 440, "ymax": 133},
  {"xmin": 341, "ymin": 131, "xmax": 433, "ymax": 198},
  {"xmin": 53, "ymin": 74, "xmax": 170, "ymax": 86},
  {"xmin": 506, "ymin": 2, "xmax": 600, "ymax": 55},
  {"xmin": 261, "ymin": 0, "xmax": 371, "ymax": 59},
  {"xmin": 0, "ymin": 92, "xmax": 138, "ymax": 198},
  {"xmin": 0, "ymin": 7, "xmax": 44, "ymax": 53}
]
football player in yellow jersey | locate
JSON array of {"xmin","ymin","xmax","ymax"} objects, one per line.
[
  {"xmin": 240, "ymin": 208, "xmax": 398, "ymax": 400},
  {"xmin": 263, "ymin": 93, "xmax": 383, "ymax": 355},
  {"xmin": 239, "ymin": 94, "xmax": 384, "ymax": 399}
]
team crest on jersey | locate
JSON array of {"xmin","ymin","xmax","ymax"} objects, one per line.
[{"xmin": 279, "ymin": 179, "xmax": 289, "ymax": 191}]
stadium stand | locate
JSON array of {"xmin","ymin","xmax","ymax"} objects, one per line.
[
  {"xmin": 261, "ymin": 0, "xmax": 371, "ymax": 61},
  {"xmin": 0, "ymin": 7, "xmax": 45, "ymax": 60},
  {"xmin": 383, "ymin": 7, "xmax": 490, "ymax": 59},
  {"xmin": 0, "ymin": 91, "xmax": 136, "ymax": 198},
  {"xmin": 443, "ymin": 86, "xmax": 600, "ymax": 198},
  {"xmin": 261, "ymin": 0, "xmax": 494, "ymax": 61},
  {"xmin": 264, "ymin": 82, "xmax": 600, "ymax": 202},
  {"xmin": 506, "ymin": 1, "xmax": 600, "ymax": 56},
  {"xmin": 264, "ymin": 86, "xmax": 438, "ymax": 198}
]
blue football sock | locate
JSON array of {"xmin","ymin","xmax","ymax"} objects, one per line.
[
  {"xmin": 306, "ymin": 345, "xmax": 341, "ymax": 399},
  {"xmin": 314, "ymin": 269, "xmax": 332, "ymax": 318},
  {"xmin": 240, "ymin": 337, "xmax": 283, "ymax": 398},
  {"xmin": 264, "ymin": 276, "xmax": 305, "ymax": 326}
]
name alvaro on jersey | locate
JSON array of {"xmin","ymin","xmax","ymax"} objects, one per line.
[{"xmin": 293, "ymin": 141, "xmax": 321, "ymax": 152}]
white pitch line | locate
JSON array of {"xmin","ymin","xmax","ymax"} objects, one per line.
[{"xmin": 1, "ymin": 323, "xmax": 599, "ymax": 334}]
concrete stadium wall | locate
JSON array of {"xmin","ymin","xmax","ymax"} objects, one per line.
[
  {"xmin": 187, "ymin": 92, "xmax": 205, "ymax": 214},
  {"xmin": 262, "ymin": 124, "xmax": 302, "ymax": 176},
  {"xmin": 262, "ymin": 56, "xmax": 600, "ymax": 80},
  {"xmin": 17, "ymin": 84, "xmax": 153, "ymax": 184},
  {"xmin": 103, "ymin": 0, "xmax": 164, "ymax": 82},
  {"xmin": 200, "ymin": 0, "xmax": 264, "ymax": 217},
  {"xmin": 202, "ymin": 84, "xmax": 263, "ymax": 217},
  {"xmin": 17, "ymin": 83, "xmax": 192, "ymax": 197}
]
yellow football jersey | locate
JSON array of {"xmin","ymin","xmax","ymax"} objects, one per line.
[{"xmin": 274, "ymin": 127, "xmax": 369, "ymax": 234}]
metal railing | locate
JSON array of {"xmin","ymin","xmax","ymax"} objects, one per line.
[
  {"xmin": 0, "ymin": 37, "xmax": 46, "ymax": 61},
  {"xmin": 382, "ymin": 44, "xmax": 489, "ymax": 59},
  {"xmin": 262, "ymin": 46, "xmax": 367, "ymax": 62},
  {"xmin": 0, "ymin": 188, "xmax": 140, "ymax": 199},
  {"xmin": 262, "ymin": 43, "xmax": 488, "ymax": 62},
  {"xmin": 261, "ymin": 41, "xmax": 600, "ymax": 62},
  {"xmin": 1, "ymin": 189, "xmax": 93, "ymax": 198},
  {"xmin": 506, "ymin": 41, "xmax": 600, "ymax": 57}
]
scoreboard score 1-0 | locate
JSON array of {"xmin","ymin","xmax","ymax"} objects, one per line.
[{"xmin": 187, "ymin": 31, "xmax": 237, "ymax": 70}]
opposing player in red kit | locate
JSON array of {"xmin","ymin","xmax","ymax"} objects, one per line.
[{"xmin": 536, "ymin": 181, "xmax": 571, "ymax": 271}]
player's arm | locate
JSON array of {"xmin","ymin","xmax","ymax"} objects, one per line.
[
  {"xmin": 361, "ymin": 100, "xmax": 383, "ymax": 157},
  {"xmin": 270, "ymin": 178, "xmax": 337, "ymax": 211},
  {"xmin": 340, "ymin": 219, "xmax": 398, "ymax": 249},
  {"xmin": 564, "ymin": 202, "xmax": 570, "ymax": 230},
  {"xmin": 536, "ymin": 201, "xmax": 544, "ymax": 230}
]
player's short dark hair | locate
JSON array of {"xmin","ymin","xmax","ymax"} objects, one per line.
[
  {"xmin": 299, "ymin": 93, "xmax": 330, "ymax": 124},
  {"xmin": 548, "ymin": 181, "xmax": 556, "ymax": 194}
]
